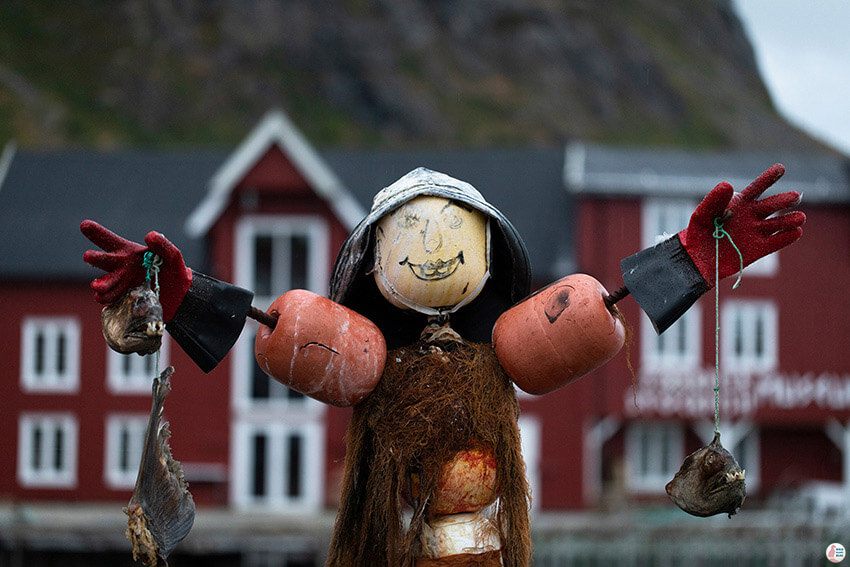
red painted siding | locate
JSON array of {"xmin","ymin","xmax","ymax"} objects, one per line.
[
  {"xmin": 759, "ymin": 427, "xmax": 842, "ymax": 492},
  {"xmin": 0, "ymin": 280, "xmax": 230, "ymax": 504},
  {"xmin": 239, "ymin": 145, "xmax": 313, "ymax": 194},
  {"xmin": 570, "ymin": 191, "xmax": 850, "ymax": 508}
]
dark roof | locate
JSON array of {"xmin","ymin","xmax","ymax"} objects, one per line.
[
  {"xmin": 0, "ymin": 145, "xmax": 571, "ymax": 283},
  {"xmin": 5, "ymin": 139, "xmax": 845, "ymax": 284},
  {"xmin": 0, "ymin": 147, "xmax": 227, "ymax": 280},
  {"xmin": 567, "ymin": 142, "xmax": 850, "ymax": 203}
]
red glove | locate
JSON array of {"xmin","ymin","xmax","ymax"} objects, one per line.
[
  {"xmin": 679, "ymin": 163, "xmax": 806, "ymax": 286},
  {"xmin": 81, "ymin": 220, "xmax": 193, "ymax": 321},
  {"xmin": 679, "ymin": 164, "xmax": 805, "ymax": 286}
]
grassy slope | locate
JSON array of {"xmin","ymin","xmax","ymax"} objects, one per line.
[{"xmin": 0, "ymin": 1, "xmax": 809, "ymax": 151}]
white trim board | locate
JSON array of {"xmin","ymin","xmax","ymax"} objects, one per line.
[{"xmin": 185, "ymin": 109, "xmax": 366, "ymax": 237}]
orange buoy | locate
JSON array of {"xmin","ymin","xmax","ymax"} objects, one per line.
[
  {"xmin": 254, "ymin": 290, "xmax": 387, "ymax": 407},
  {"xmin": 492, "ymin": 274, "xmax": 625, "ymax": 395},
  {"xmin": 407, "ymin": 447, "xmax": 498, "ymax": 516}
]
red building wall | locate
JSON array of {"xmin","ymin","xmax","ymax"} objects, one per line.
[
  {"xmin": 571, "ymin": 192, "xmax": 850, "ymax": 506},
  {"xmin": 0, "ymin": 279, "xmax": 233, "ymax": 505}
]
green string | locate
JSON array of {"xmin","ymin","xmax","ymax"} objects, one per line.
[
  {"xmin": 712, "ymin": 217, "xmax": 744, "ymax": 434},
  {"xmin": 713, "ymin": 218, "xmax": 744, "ymax": 290},
  {"xmin": 142, "ymin": 251, "xmax": 162, "ymax": 295},
  {"xmin": 142, "ymin": 251, "xmax": 163, "ymax": 379}
]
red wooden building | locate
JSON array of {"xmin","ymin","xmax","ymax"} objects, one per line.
[
  {"xmin": 1, "ymin": 111, "xmax": 848, "ymax": 565},
  {"xmin": 565, "ymin": 142, "xmax": 850, "ymax": 512}
]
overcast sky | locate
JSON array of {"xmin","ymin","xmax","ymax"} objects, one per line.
[{"xmin": 733, "ymin": 0, "xmax": 850, "ymax": 156}]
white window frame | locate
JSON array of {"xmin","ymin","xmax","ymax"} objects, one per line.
[
  {"xmin": 230, "ymin": 215, "xmax": 331, "ymax": 511},
  {"xmin": 20, "ymin": 317, "xmax": 80, "ymax": 393},
  {"xmin": 625, "ymin": 422, "xmax": 684, "ymax": 494},
  {"xmin": 721, "ymin": 300, "xmax": 778, "ymax": 372},
  {"xmin": 18, "ymin": 413, "xmax": 78, "ymax": 488},
  {"xmin": 232, "ymin": 215, "xmax": 330, "ymax": 413},
  {"xmin": 104, "ymin": 414, "xmax": 149, "ymax": 489},
  {"xmin": 107, "ymin": 338, "xmax": 170, "ymax": 394},
  {"xmin": 232, "ymin": 320, "xmax": 327, "ymax": 414},
  {"xmin": 641, "ymin": 308, "xmax": 702, "ymax": 370},
  {"xmin": 743, "ymin": 252, "xmax": 778, "ymax": 277},
  {"xmin": 518, "ymin": 415, "xmax": 541, "ymax": 514},
  {"xmin": 234, "ymin": 214, "xmax": 330, "ymax": 308},
  {"xmin": 230, "ymin": 420, "xmax": 325, "ymax": 513},
  {"xmin": 641, "ymin": 199, "xmax": 702, "ymax": 371},
  {"xmin": 641, "ymin": 199, "xmax": 695, "ymax": 249}
]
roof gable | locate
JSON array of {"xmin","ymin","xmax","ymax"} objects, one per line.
[
  {"xmin": 238, "ymin": 144, "xmax": 310, "ymax": 193},
  {"xmin": 185, "ymin": 109, "xmax": 366, "ymax": 237}
]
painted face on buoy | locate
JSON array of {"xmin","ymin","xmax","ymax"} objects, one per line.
[{"xmin": 373, "ymin": 196, "xmax": 490, "ymax": 314}]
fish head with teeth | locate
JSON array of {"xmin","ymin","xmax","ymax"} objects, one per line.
[
  {"xmin": 102, "ymin": 282, "xmax": 164, "ymax": 356},
  {"xmin": 373, "ymin": 195, "xmax": 490, "ymax": 314},
  {"xmin": 666, "ymin": 431, "xmax": 746, "ymax": 518}
]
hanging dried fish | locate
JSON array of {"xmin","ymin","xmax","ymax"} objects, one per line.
[
  {"xmin": 124, "ymin": 367, "xmax": 195, "ymax": 567},
  {"xmin": 665, "ymin": 431, "xmax": 746, "ymax": 518},
  {"xmin": 102, "ymin": 281, "xmax": 164, "ymax": 355}
]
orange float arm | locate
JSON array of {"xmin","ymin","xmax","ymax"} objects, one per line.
[
  {"xmin": 492, "ymin": 274, "xmax": 625, "ymax": 395},
  {"xmin": 254, "ymin": 290, "xmax": 387, "ymax": 407}
]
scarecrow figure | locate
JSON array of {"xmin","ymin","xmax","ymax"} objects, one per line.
[{"xmin": 82, "ymin": 164, "xmax": 804, "ymax": 567}]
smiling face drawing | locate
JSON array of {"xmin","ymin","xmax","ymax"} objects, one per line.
[{"xmin": 373, "ymin": 195, "xmax": 490, "ymax": 314}]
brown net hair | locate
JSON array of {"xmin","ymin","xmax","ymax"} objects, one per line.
[{"xmin": 327, "ymin": 337, "xmax": 532, "ymax": 567}]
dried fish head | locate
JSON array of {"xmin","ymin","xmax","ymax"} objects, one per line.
[
  {"xmin": 102, "ymin": 282, "xmax": 164, "ymax": 355},
  {"xmin": 666, "ymin": 431, "xmax": 746, "ymax": 518}
]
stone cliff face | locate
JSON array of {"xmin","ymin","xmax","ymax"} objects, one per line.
[{"xmin": 0, "ymin": 0, "xmax": 824, "ymax": 150}]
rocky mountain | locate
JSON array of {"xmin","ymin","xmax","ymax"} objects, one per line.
[{"xmin": 0, "ymin": 0, "xmax": 826, "ymax": 151}]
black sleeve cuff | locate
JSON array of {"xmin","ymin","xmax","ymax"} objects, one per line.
[
  {"xmin": 166, "ymin": 271, "xmax": 254, "ymax": 373},
  {"xmin": 620, "ymin": 235, "xmax": 709, "ymax": 335}
]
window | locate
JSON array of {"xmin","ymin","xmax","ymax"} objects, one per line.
[
  {"xmin": 231, "ymin": 422, "xmax": 325, "ymax": 512},
  {"xmin": 233, "ymin": 216, "xmax": 330, "ymax": 409},
  {"xmin": 235, "ymin": 216, "xmax": 330, "ymax": 308},
  {"xmin": 722, "ymin": 301, "xmax": 777, "ymax": 372},
  {"xmin": 641, "ymin": 200, "xmax": 701, "ymax": 370},
  {"xmin": 743, "ymin": 253, "xmax": 778, "ymax": 277},
  {"xmin": 625, "ymin": 422, "xmax": 683, "ymax": 493},
  {"xmin": 18, "ymin": 413, "xmax": 78, "ymax": 488},
  {"xmin": 21, "ymin": 318, "xmax": 80, "ymax": 393},
  {"xmin": 641, "ymin": 199, "xmax": 695, "ymax": 249},
  {"xmin": 231, "ymin": 216, "xmax": 330, "ymax": 511},
  {"xmin": 251, "ymin": 232, "xmax": 311, "ymax": 299},
  {"xmin": 641, "ymin": 308, "xmax": 702, "ymax": 369},
  {"xmin": 105, "ymin": 414, "xmax": 148, "ymax": 488},
  {"xmin": 107, "ymin": 338, "xmax": 170, "ymax": 394},
  {"xmin": 246, "ymin": 340, "xmax": 309, "ymax": 405}
]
